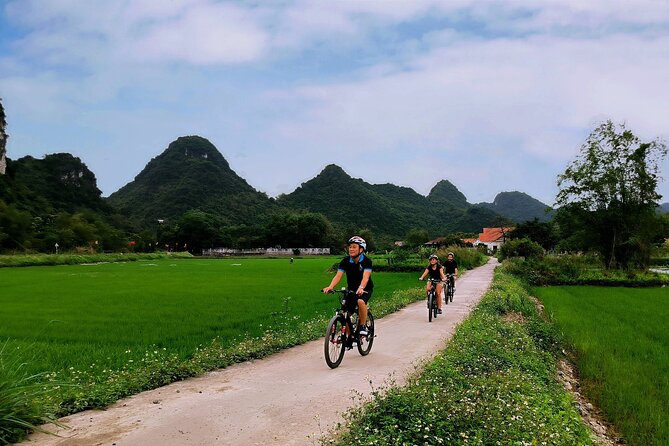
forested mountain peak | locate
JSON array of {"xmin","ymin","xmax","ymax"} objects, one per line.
[
  {"xmin": 427, "ymin": 180, "xmax": 468, "ymax": 209},
  {"xmin": 320, "ymin": 163, "xmax": 346, "ymax": 174},
  {"xmin": 5, "ymin": 153, "xmax": 107, "ymax": 213},
  {"xmin": 478, "ymin": 191, "xmax": 553, "ymax": 223},
  {"xmin": 158, "ymin": 135, "xmax": 229, "ymax": 168},
  {"xmin": 106, "ymin": 135, "xmax": 275, "ymax": 228}
]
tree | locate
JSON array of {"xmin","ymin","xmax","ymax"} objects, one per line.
[
  {"xmin": 174, "ymin": 210, "xmax": 223, "ymax": 253},
  {"xmin": 509, "ymin": 218, "xmax": 558, "ymax": 251},
  {"xmin": 498, "ymin": 238, "xmax": 544, "ymax": 261},
  {"xmin": 0, "ymin": 98, "xmax": 7, "ymax": 175},
  {"xmin": 405, "ymin": 228, "xmax": 429, "ymax": 247},
  {"xmin": 556, "ymin": 121, "xmax": 667, "ymax": 269}
]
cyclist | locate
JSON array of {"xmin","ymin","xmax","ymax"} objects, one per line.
[
  {"xmin": 419, "ymin": 254, "xmax": 446, "ymax": 314},
  {"xmin": 323, "ymin": 235, "xmax": 373, "ymax": 338},
  {"xmin": 443, "ymin": 251, "xmax": 458, "ymax": 294}
]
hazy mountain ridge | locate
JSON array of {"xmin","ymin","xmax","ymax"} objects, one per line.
[
  {"xmin": 2, "ymin": 134, "xmax": 555, "ymax": 242},
  {"xmin": 276, "ymin": 164, "xmax": 503, "ymax": 238},
  {"xmin": 477, "ymin": 191, "xmax": 554, "ymax": 223}
]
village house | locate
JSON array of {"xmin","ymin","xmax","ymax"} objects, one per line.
[{"xmin": 472, "ymin": 227, "xmax": 514, "ymax": 253}]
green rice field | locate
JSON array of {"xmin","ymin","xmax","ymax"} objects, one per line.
[
  {"xmin": 0, "ymin": 257, "xmax": 418, "ymax": 378},
  {"xmin": 535, "ymin": 286, "xmax": 669, "ymax": 446}
]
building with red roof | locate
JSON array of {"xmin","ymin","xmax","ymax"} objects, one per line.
[{"xmin": 473, "ymin": 227, "xmax": 514, "ymax": 253}]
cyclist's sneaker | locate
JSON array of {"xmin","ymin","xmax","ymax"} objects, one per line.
[
  {"xmin": 437, "ymin": 309, "xmax": 443, "ymax": 314},
  {"xmin": 358, "ymin": 325, "xmax": 368, "ymax": 337},
  {"xmin": 345, "ymin": 337, "xmax": 354, "ymax": 349}
]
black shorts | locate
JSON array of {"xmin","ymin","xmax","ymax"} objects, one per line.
[{"xmin": 345, "ymin": 290, "xmax": 372, "ymax": 312}]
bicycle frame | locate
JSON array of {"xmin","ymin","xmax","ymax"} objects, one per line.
[{"xmin": 323, "ymin": 288, "xmax": 374, "ymax": 368}]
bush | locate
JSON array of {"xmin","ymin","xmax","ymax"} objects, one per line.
[
  {"xmin": 503, "ymin": 255, "xmax": 669, "ymax": 286},
  {"xmin": 435, "ymin": 245, "xmax": 488, "ymax": 270},
  {"xmin": 0, "ymin": 252, "xmax": 193, "ymax": 268},
  {"xmin": 0, "ymin": 344, "xmax": 62, "ymax": 444},
  {"xmin": 498, "ymin": 237, "xmax": 544, "ymax": 261},
  {"xmin": 374, "ymin": 246, "xmax": 487, "ymax": 273}
]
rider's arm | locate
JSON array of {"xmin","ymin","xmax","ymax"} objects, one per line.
[
  {"xmin": 419, "ymin": 268, "xmax": 428, "ymax": 280},
  {"xmin": 357, "ymin": 269, "xmax": 371, "ymax": 295},
  {"xmin": 323, "ymin": 270, "xmax": 344, "ymax": 293},
  {"xmin": 440, "ymin": 266, "xmax": 446, "ymax": 281}
]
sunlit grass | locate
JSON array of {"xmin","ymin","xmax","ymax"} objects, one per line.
[
  {"xmin": 0, "ymin": 256, "xmax": 421, "ymax": 440},
  {"xmin": 535, "ymin": 286, "xmax": 669, "ymax": 446},
  {"xmin": 0, "ymin": 256, "xmax": 416, "ymax": 376}
]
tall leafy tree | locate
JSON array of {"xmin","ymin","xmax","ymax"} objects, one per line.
[
  {"xmin": 556, "ymin": 121, "xmax": 667, "ymax": 268},
  {"xmin": 0, "ymin": 98, "xmax": 7, "ymax": 175},
  {"xmin": 509, "ymin": 218, "xmax": 558, "ymax": 251}
]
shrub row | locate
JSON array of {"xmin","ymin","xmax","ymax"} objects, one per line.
[
  {"xmin": 329, "ymin": 270, "xmax": 594, "ymax": 446},
  {"xmin": 0, "ymin": 252, "xmax": 193, "ymax": 268},
  {"xmin": 373, "ymin": 247, "xmax": 488, "ymax": 273},
  {"xmin": 503, "ymin": 256, "xmax": 669, "ymax": 287},
  {"xmin": 650, "ymin": 257, "xmax": 669, "ymax": 267}
]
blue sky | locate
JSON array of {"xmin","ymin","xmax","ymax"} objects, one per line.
[{"xmin": 1, "ymin": 0, "xmax": 668, "ymax": 205}]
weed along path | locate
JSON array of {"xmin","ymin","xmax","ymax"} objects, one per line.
[{"xmin": 26, "ymin": 259, "xmax": 498, "ymax": 446}]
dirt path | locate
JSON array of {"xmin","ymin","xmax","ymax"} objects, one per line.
[{"xmin": 25, "ymin": 258, "xmax": 498, "ymax": 446}]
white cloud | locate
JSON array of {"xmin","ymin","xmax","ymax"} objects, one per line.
[
  {"xmin": 130, "ymin": 3, "xmax": 268, "ymax": 65},
  {"xmin": 3, "ymin": 0, "xmax": 669, "ymax": 204}
]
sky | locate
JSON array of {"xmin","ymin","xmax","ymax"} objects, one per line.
[{"xmin": 1, "ymin": 0, "xmax": 668, "ymax": 205}]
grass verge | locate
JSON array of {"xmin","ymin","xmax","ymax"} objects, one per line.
[
  {"xmin": 0, "ymin": 343, "xmax": 64, "ymax": 445},
  {"xmin": 328, "ymin": 269, "xmax": 595, "ymax": 446}
]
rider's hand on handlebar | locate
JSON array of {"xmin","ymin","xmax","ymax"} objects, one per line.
[{"xmin": 322, "ymin": 287, "xmax": 333, "ymax": 294}]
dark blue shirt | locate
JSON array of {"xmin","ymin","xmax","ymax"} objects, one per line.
[{"xmin": 338, "ymin": 254, "xmax": 373, "ymax": 292}]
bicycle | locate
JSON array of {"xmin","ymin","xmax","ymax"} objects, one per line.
[
  {"xmin": 425, "ymin": 278, "xmax": 442, "ymax": 322},
  {"xmin": 322, "ymin": 288, "xmax": 375, "ymax": 369},
  {"xmin": 445, "ymin": 273, "xmax": 455, "ymax": 303}
]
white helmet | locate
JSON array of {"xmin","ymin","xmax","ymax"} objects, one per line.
[{"xmin": 347, "ymin": 235, "xmax": 367, "ymax": 251}]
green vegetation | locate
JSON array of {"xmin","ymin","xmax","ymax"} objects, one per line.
[
  {"xmin": 0, "ymin": 257, "xmax": 422, "ymax": 442},
  {"xmin": 276, "ymin": 164, "xmax": 504, "ymax": 239},
  {"xmin": 535, "ymin": 286, "xmax": 669, "ymax": 446},
  {"xmin": 0, "ymin": 343, "xmax": 63, "ymax": 444},
  {"xmin": 556, "ymin": 120, "xmax": 667, "ymax": 269},
  {"xmin": 503, "ymin": 255, "xmax": 669, "ymax": 286},
  {"xmin": 498, "ymin": 237, "xmax": 544, "ymax": 261},
  {"xmin": 375, "ymin": 246, "xmax": 487, "ymax": 272},
  {"xmin": 330, "ymin": 270, "xmax": 593, "ymax": 445},
  {"xmin": 0, "ymin": 252, "xmax": 192, "ymax": 268}
]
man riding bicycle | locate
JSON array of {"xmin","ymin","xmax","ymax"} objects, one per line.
[
  {"xmin": 419, "ymin": 254, "xmax": 446, "ymax": 314},
  {"xmin": 443, "ymin": 251, "xmax": 458, "ymax": 293},
  {"xmin": 323, "ymin": 236, "xmax": 373, "ymax": 338}
]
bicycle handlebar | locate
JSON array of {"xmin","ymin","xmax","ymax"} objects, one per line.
[{"xmin": 322, "ymin": 288, "xmax": 368, "ymax": 294}]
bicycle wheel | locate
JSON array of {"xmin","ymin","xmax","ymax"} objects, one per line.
[
  {"xmin": 449, "ymin": 284, "xmax": 454, "ymax": 302},
  {"xmin": 357, "ymin": 311, "xmax": 374, "ymax": 356},
  {"xmin": 428, "ymin": 292, "xmax": 434, "ymax": 322},
  {"xmin": 324, "ymin": 315, "xmax": 346, "ymax": 368}
]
